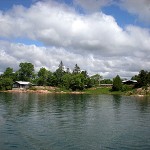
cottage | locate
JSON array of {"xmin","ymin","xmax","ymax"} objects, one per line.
[
  {"xmin": 13, "ymin": 81, "xmax": 32, "ymax": 90},
  {"xmin": 122, "ymin": 80, "xmax": 137, "ymax": 85}
]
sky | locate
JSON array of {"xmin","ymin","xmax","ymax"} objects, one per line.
[{"xmin": 0, "ymin": 0, "xmax": 150, "ymax": 79}]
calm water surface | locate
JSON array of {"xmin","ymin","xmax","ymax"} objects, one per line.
[{"xmin": 0, "ymin": 93, "xmax": 150, "ymax": 150}]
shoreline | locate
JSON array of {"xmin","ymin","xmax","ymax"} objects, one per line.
[
  {"xmin": 1, "ymin": 89, "xmax": 85, "ymax": 94},
  {"xmin": 0, "ymin": 90, "xmax": 148, "ymax": 97},
  {"xmin": 0, "ymin": 86, "xmax": 150, "ymax": 96}
]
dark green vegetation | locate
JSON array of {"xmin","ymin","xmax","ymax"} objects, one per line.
[
  {"xmin": 111, "ymin": 72, "xmax": 150, "ymax": 95},
  {"xmin": 111, "ymin": 75, "xmax": 133, "ymax": 92},
  {"xmin": 0, "ymin": 61, "xmax": 101, "ymax": 91},
  {"xmin": 112, "ymin": 75, "xmax": 122, "ymax": 91},
  {"xmin": 132, "ymin": 70, "xmax": 150, "ymax": 88},
  {"xmin": 0, "ymin": 61, "xmax": 150, "ymax": 94}
]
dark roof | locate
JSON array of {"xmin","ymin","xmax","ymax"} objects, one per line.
[{"xmin": 122, "ymin": 80, "xmax": 137, "ymax": 84}]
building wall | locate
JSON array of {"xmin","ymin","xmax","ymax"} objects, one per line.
[{"xmin": 13, "ymin": 83, "xmax": 30, "ymax": 89}]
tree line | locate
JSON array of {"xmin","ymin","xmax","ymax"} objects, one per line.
[
  {"xmin": 0, "ymin": 61, "xmax": 149, "ymax": 91},
  {"xmin": 112, "ymin": 70, "xmax": 150, "ymax": 92},
  {"xmin": 0, "ymin": 61, "xmax": 102, "ymax": 91}
]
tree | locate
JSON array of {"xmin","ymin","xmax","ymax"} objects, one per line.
[
  {"xmin": 18, "ymin": 62, "xmax": 35, "ymax": 81},
  {"xmin": 0, "ymin": 77, "xmax": 13, "ymax": 90},
  {"xmin": 54, "ymin": 61, "xmax": 65, "ymax": 86},
  {"xmin": 147, "ymin": 72, "xmax": 150, "ymax": 86},
  {"xmin": 112, "ymin": 75, "xmax": 122, "ymax": 91},
  {"xmin": 81, "ymin": 71, "xmax": 92, "ymax": 88},
  {"xmin": 131, "ymin": 75, "xmax": 138, "ymax": 81},
  {"xmin": 47, "ymin": 71, "xmax": 55, "ymax": 86},
  {"xmin": 70, "ymin": 74, "xmax": 85, "ymax": 91},
  {"xmin": 81, "ymin": 70, "xmax": 88, "ymax": 78},
  {"xmin": 137, "ymin": 70, "xmax": 148, "ymax": 87},
  {"xmin": 100, "ymin": 79, "xmax": 113, "ymax": 84},
  {"xmin": 66, "ymin": 67, "xmax": 70, "ymax": 74},
  {"xmin": 58, "ymin": 61, "xmax": 64, "ymax": 71},
  {"xmin": 3, "ymin": 67, "xmax": 14, "ymax": 80},
  {"xmin": 13, "ymin": 71, "xmax": 20, "ymax": 81},
  {"xmin": 62, "ymin": 73, "xmax": 72, "ymax": 90},
  {"xmin": 73, "ymin": 64, "xmax": 80, "ymax": 74},
  {"xmin": 0, "ymin": 67, "xmax": 14, "ymax": 90},
  {"xmin": 132, "ymin": 70, "xmax": 150, "ymax": 88},
  {"xmin": 37, "ymin": 67, "xmax": 49, "ymax": 86},
  {"xmin": 90, "ymin": 74, "xmax": 102, "ymax": 86},
  {"xmin": 85, "ymin": 77, "xmax": 93, "ymax": 88}
]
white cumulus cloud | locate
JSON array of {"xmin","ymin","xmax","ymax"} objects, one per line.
[{"xmin": 0, "ymin": 0, "xmax": 150, "ymax": 78}]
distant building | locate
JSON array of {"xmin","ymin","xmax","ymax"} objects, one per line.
[
  {"xmin": 122, "ymin": 80, "xmax": 137, "ymax": 85},
  {"xmin": 13, "ymin": 81, "xmax": 32, "ymax": 90},
  {"xmin": 100, "ymin": 84, "xmax": 113, "ymax": 87}
]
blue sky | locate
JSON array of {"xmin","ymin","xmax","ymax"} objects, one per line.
[
  {"xmin": 0, "ymin": 0, "xmax": 150, "ymax": 78},
  {"xmin": 0, "ymin": 0, "xmax": 33, "ymax": 10},
  {"xmin": 102, "ymin": 5, "xmax": 137, "ymax": 27}
]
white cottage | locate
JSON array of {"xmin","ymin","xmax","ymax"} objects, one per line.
[
  {"xmin": 13, "ymin": 81, "xmax": 32, "ymax": 90},
  {"xmin": 122, "ymin": 80, "xmax": 137, "ymax": 85}
]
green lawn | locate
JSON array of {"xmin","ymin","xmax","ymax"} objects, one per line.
[{"xmin": 84, "ymin": 87, "xmax": 124, "ymax": 95}]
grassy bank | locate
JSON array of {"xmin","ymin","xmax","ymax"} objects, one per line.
[
  {"xmin": 84, "ymin": 87, "xmax": 150, "ymax": 96},
  {"xmin": 2, "ymin": 86, "xmax": 150, "ymax": 96},
  {"xmin": 84, "ymin": 87, "xmax": 124, "ymax": 95}
]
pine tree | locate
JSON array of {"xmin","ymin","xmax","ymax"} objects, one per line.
[
  {"xmin": 112, "ymin": 75, "xmax": 122, "ymax": 91},
  {"xmin": 73, "ymin": 64, "xmax": 80, "ymax": 74}
]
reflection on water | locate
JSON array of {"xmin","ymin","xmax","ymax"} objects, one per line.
[
  {"xmin": 113, "ymin": 95, "xmax": 121, "ymax": 109},
  {"xmin": 0, "ymin": 93, "xmax": 150, "ymax": 150},
  {"xmin": 138, "ymin": 96, "xmax": 149, "ymax": 112}
]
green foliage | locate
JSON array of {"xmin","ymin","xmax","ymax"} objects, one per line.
[
  {"xmin": 62, "ymin": 73, "xmax": 72, "ymax": 90},
  {"xmin": 0, "ymin": 61, "xmax": 102, "ymax": 91},
  {"xmin": 0, "ymin": 68, "xmax": 15, "ymax": 90},
  {"xmin": 121, "ymin": 85, "xmax": 132, "ymax": 92},
  {"xmin": 90, "ymin": 74, "xmax": 102, "ymax": 86},
  {"xmin": 3, "ymin": 67, "xmax": 14, "ymax": 80},
  {"xmin": 18, "ymin": 62, "xmax": 35, "ymax": 82},
  {"xmin": 2, "ymin": 61, "xmax": 150, "ymax": 94},
  {"xmin": 100, "ymin": 79, "xmax": 113, "ymax": 84},
  {"xmin": 85, "ymin": 87, "xmax": 111, "ymax": 95},
  {"xmin": 81, "ymin": 70, "xmax": 88, "ymax": 78},
  {"xmin": 46, "ymin": 72, "xmax": 55, "ymax": 86},
  {"xmin": 137, "ymin": 70, "xmax": 149, "ymax": 87},
  {"xmin": 73, "ymin": 64, "xmax": 81, "ymax": 74},
  {"xmin": 37, "ymin": 67, "xmax": 49, "ymax": 86},
  {"xmin": 131, "ymin": 75, "xmax": 138, "ymax": 81},
  {"xmin": 0, "ymin": 77, "xmax": 13, "ymax": 90},
  {"xmin": 84, "ymin": 77, "xmax": 93, "ymax": 88},
  {"xmin": 13, "ymin": 71, "xmax": 20, "ymax": 81},
  {"xmin": 112, "ymin": 75, "xmax": 122, "ymax": 91},
  {"xmin": 54, "ymin": 61, "xmax": 65, "ymax": 86},
  {"xmin": 132, "ymin": 70, "xmax": 150, "ymax": 88},
  {"xmin": 137, "ymin": 70, "xmax": 147, "ymax": 87},
  {"xmin": 70, "ymin": 73, "xmax": 85, "ymax": 91}
]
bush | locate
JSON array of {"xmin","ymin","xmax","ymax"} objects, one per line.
[
  {"xmin": 0, "ymin": 77, "xmax": 13, "ymax": 90},
  {"xmin": 112, "ymin": 75, "xmax": 122, "ymax": 91},
  {"xmin": 121, "ymin": 85, "xmax": 132, "ymax": 92}
]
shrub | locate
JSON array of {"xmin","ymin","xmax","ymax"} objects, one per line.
[{"xmin": 112, "ymin": 75, "xmax": 122, "ymax": 91}]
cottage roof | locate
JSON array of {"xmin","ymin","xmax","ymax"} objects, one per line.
[
  {"xmin": 15, "ymin": 81, "xmax": 31, "ymax": 85},
  {"xmin": 122, "ymin": 80, "xmax": 137, "ymax": 83}
]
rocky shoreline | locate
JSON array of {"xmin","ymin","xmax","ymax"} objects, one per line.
[
  {"xmin": 3, "ymin": 89, "xmax": 85, "ymax": 94},
  {"xmin": 1, "ymin": 86, "xmax": 150, "ymax": 96}
]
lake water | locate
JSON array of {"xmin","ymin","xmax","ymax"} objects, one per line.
[{"xmin": 0, "ymin": 93, "xmax": 150, "ymax": 150}]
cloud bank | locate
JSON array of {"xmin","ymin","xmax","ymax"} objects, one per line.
[{"xmin": 0, "ymin": 0, "xmax": 150, "ymax": 78}]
